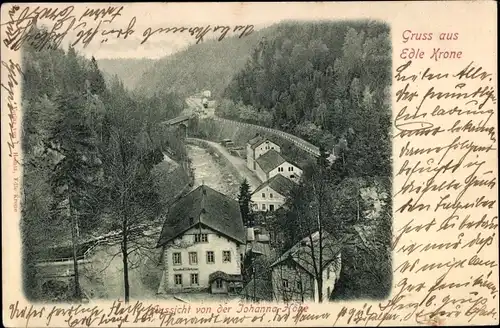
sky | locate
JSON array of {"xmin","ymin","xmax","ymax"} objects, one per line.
[
  {"xmin": 33, "ymin": 3, "xmax": 276, "ymax": 60},
  {"xmin": 4, "ymin": 2, "xmax": 395, "ymax": 60}
]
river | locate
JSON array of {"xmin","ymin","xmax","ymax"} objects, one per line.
[{"xmin": 187, "ymin": 144, "xmax": 241, "ymax": 199}]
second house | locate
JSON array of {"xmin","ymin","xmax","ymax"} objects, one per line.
[{"xmin": 254, "ymin": 150, "xmax": 302, "ymax": 183}]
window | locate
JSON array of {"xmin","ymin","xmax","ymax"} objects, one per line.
[
  {"xmin": 327, "ymin": 287, "xmax": 331, "ymax": 298},
  {"xmin": 223, "ymin": 251, "xmax": 231, "ymax": 263},
  {"xmin": 278, "ymin": 167, "xmax": 283, "ymax": 172},
  {"xmin": 206, "ymin": 251, "xmax": 215, "ymax": 264},
  {"xmin": 190, "ymin": 273, "xmax": 199, "ymax": 285},
  {"xmin": 262, "ymin": 193, "xmax": 266, "ymax": 198},
  {"xmin": 240, "ymin": 254, "xmax": 244, "ymax": 262},
  {"xmin": 282, "ymin": 279, "xmax": 289, "ymax": 288},
  {"xmin": 261, "ymin": 204, "xmax": 266, "ymax": 210},
  {"xmin": 269, "ymin": 193, "xmax": 273, "ymax": 198},
  {"xmin": 195, "ymin": 234, "xmax": 208, "ymax": 243},
  {"xmin": 288, "ymin": 166, "xmax": 294, "ymax": 171},
  {"xmin": 296, "ymin": 281, "xmax": 302, "ymax": 290},
  {"xmin": 269, "ymin": 204, "xmax": 275, "ymax": 211},
  {"xmin": 174, "ymin": 274, "xmax": 182, "ymax": 286},
  {"xmin": 290, "ymin": 175, "xmax": 295, "ymax": 179},
  {"xmin": 189, "ymin": 252, "xmax": 198, "ymax": 265},
  {"xmin": 327, "ymin": 267, "xmax": 331, "ymax": 279},
  {"xmin": 216, "ymin": 279, "xmax": 223, "ymax": 289},
  {"xmin": 173, "ymin": 253, "xmax": 182, "ymax": 265}
]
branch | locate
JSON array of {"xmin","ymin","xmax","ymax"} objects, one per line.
[{"xmin": 98, "ymin": 250, "xmax": 122, "ymax": 273}]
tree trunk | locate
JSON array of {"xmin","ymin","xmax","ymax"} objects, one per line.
[
  {"xmin": 253, "ymin": 266, "xmax": 256, "ymax": 302},
  {"xmin": 69, "ymin": 193, "xmax": 81, "ymax": 301},
  {"xmin": 122, "ymin": 212, "xmax": 130, "ymax": 303},
  {"xmin": 317, "ymin": 277, "xmax": 323, "ymax": 303}
]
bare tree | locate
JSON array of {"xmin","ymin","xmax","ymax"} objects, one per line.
[{"xmin": 101, "ymin": 127, "xmax": 163, "ymax": 302}]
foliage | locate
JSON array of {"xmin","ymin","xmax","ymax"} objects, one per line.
[
  {"xmin": 20, "ymin": 29, "xmax": 186, "ymax": 301},
  {"xmin": 122, "ymin": 30, "xmax": 272, "ymax": 98},
  {"xmin": 238, "ymin": 179, "xmax": 253, "ymax": 226},
  {"xmin": 233, "ymin": 21, "xmax": 393, "ymax": 300},
  {"xmin": 224, "ymin": 21, "xmax": 391, "ymax": 158}
]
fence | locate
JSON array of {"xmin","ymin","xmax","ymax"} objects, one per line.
[{"xmin": 212, "ymin": 117, "xmax": 320, "ymax": 157}]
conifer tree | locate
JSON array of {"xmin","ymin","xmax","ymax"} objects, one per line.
[
  {"xmin": 49, "ymin": 92, "xmax": 102, "ymax": 300},
  {"xmin": 238, "ymin": 179, "xmax": 253, "ymax": 226}
]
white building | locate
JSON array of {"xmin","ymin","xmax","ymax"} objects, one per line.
[
  {"xmin": 156, "ymin": 185, "xmax": 246, "ymax": 294},
  {"xmin": 246, "ymin": 135, "xmax": 281, "ymax": 171},
  {"xmin": 251, "ymin": 174, "xmax": 297, "ymax": 212},
  {"xmin": 270, "ymin": 231, "xmax": 343, "ymax": 303},
  {"xmin": 202, "ymin": 90, "xmax": 212, "ymax": 98},
  {"xmin": 254, "ymin": 150, "xmax": 302, "ymax": 183}
]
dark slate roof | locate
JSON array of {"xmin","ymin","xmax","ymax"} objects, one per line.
[
  {"xmin": 253, "ymin": 174, "xmax": 297, "ymax": 196},
  {"xmin": 209, "ymin": 271, "xmax": 243, "ymax": 283},
  {"xmin": 248, "ymin": 241, "xmax": 273, "ymax": 257},
  {"xmin": 255, "ymin": 150, "xmax": 286, "ymax": 173},
  {"xmin": 270, "ymin": 231, "xmax": 347, "ymax": 276},
  {"xmin": 156, "ymin": 185, "xmax": 245, "ymax": 247},
  {"xmin": 248, "ymin": 135, "xmax": 280, "ymax": 150},
  {"xmin": 248, "ymin": 135, "xmax": 265, "ymax": 149}
]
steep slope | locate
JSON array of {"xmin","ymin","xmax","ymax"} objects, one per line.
[
  {"xmin": 97, "ymin": 58, "xmax": 156, "ymax": 90},
  {"xmin": 132, "ymin": 27, "xmax": 274, "ymax": 97}
]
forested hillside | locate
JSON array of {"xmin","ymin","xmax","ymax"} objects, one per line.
[
  {"xmin": 131, "ymin": 28, "xmax": 274, "ymax": 98},
  {"xmin": 223, "ymin": 21, "xmax": 391, "ymax": 155},
  {"xmin": 230, "ymin": 21, "xmax": 393, "ymax": 300},
  {"xmin": 21, "ymin": 28, "xmax": 188, "ymax": 300},
  {"xmin": 97, "ymin": 58, "xmax": 156, "ymax": 90}
]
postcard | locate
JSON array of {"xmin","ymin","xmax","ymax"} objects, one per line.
[{"xmin": 1, "ymin": 2, "xmax": 498, "ymax": 327}]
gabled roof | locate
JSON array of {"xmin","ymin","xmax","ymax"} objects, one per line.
[
  {"xmin": 270, "ymin": 231, "xmax": 348, "ymax": 276},
  {"xmin": 156, "ymin": 185, "xmax": 245, "ymax": 247},
  {"xmin": 209, "ymin": 271, "xmax": 242, "ymax": 283},
  {"xmin": 248, "ymin": 135, "xmax": 264, "ymax": 147},
  {"xmin": 255, "ymin": 150, "xmax": 286, "ymax": 173},
  {"xmin": 252, "ymin": 174, "xmax": 297, "ymax": 196},
  {"xmin": 248, "ymin": 135, "xmax": 279, "ymax": 150}
]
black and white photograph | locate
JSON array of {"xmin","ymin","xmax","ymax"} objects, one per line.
[{"xmin": 16, "ymin": 6, "xmax": 392, "ymax": 304}]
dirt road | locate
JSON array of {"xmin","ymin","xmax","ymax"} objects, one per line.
[{"xmin": 199, "ymin": 140, "xmax": 263, "ymax": 191}]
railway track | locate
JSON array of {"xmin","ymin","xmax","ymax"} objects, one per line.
[{"xmin": 183, "ymin": 97, "xmax": 320, "ymax": 157}]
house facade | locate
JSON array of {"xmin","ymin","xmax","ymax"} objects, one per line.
[
  {"xmin": 156, "ymin": 185, "xmax": 246, "ymax": 294},
  {"xmin": 246, "ymin": 135, "xmax": 281, "ymax": 171},
  {"xmin": 251, "ymin": 174, "xmax": 297, "ymax": 212},
  {"xmin": 254, "ymin": 150, "xmax": 303, "ymax": 183},
  {"xmin": 270, "ymin": 231, "xmax": 343, "ymax": 303}
]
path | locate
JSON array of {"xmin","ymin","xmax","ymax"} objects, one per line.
[
  {"xmin": 188, "ymin": 138, "xmax": 263, "ymax": 192},
  {"xmin": 186, "ymin": 144, "xmax": 241, "ymax": 199}
]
